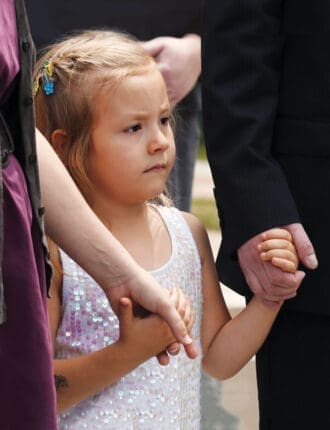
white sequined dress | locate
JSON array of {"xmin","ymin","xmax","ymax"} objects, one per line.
[{"xmin": 56, "ymin": 206, "xmax": 203, "ymax": 429}]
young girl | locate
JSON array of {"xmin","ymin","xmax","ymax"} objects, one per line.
[{"xmin": 33, "ymin": 30, "xmax": 299, "ymax": 429}]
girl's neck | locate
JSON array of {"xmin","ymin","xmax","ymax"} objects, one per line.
[
  {"xmin": 92, "ymin": 198, "xmax": 149, "ymax": 232},
  {"xmin": 90, "ymin": 197, "xmax": 171, "ymax": 271}
]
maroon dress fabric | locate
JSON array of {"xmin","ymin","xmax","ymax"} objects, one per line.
[
  {"xmin": 1, "ymin": 157, "xmax": 57, "ymax": 429},
  {"xmin": 0, "ymin": 1, "xmax": 57, "ymax": 428}
]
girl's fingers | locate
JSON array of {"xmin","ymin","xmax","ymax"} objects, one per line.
[
  {"xmin": 260, "ymin": 249, "xmax": 298, "ymax": 265},
  {"xmin": 118, "ymin": 297, "xmax": 134, "ymax": 337},
  {"xmin": 118, "ymin": 297, "xmax": 133, "ymax": 322},
  {"xmin": 167, "ymin": 342, "xmax": 181, "ymax": 356},
  {"xmin": 186, "ymin": 312, "xmax": 195, "ymax": 333},
  {"xmin": 270, "ymin": 257, "xmax": 298, "ymax": 273},
  {"xmin": 258, "ymin": 239, "xmax": 296, "ymax": 254},
  {"xmin": 156, "ymin": 350, "xmax": 170, "ymax": 366},
  {"xmin": 181, "ymin": 299, "xmax": 191, "ymax": 326},
  {"xmin": 260, "ymin": 228, "xmax": 293, "ymax": 242},
  {"xmin": 170, "ymin": 288, "xmax": 195, "ymax": 331},
  {"xmin": 176, "ymin": 288, "xmax": 188, "ymax": 319},
  {"xmin": 169, "ymin": 287, "xmax": 179, "ymax": 309},
  {"xmin": 180, "ymin": 296, "xmax": 195, "ymax": 332}
]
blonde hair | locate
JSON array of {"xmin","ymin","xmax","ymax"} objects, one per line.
[{"xmin": 34, "ymin": 30, "xmax": 172, "ymax": 206}]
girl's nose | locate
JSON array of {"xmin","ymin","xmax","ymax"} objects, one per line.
[{"xmin": 147, "ymin": 128, "xmax": 170, "ymax": 154}]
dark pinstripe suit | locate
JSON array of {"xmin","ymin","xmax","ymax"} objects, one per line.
[{"xmin": 202, "ymin": 1, "xmax": 330, "ymax": 428}]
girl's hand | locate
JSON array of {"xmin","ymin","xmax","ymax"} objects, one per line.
[
  {"xmin": 118, "ymin": 297, "xmax": 176, "ymax": 361},
  {"xmin": 258, "ymin": 228, "xmax": 299, "ymax": 273}
]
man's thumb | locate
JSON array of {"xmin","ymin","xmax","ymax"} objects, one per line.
[{"xmin": 286, "ymin": 223, "xmax": 318, "ymax": 269}]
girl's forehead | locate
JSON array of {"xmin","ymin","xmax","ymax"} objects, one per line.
[
  {"xmin": 88, "ymin": 64, "xmax": 160, "ymax": 100},
  {"xmin": 92, "ymin": 71, "xmax": 170, "ymax": 124},
  {"xmin": 100, "ymin": 68, "xmax": 167, "ymax": 104}
]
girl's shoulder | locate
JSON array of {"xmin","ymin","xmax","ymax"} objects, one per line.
[
  {"xmin": 180, "ymin": 210, "xmax": 210, "ymax": 262},
  {"xmin": 153, "ymin": 204, "xmax": 207, "ymax": 254},
  {"xmin": 155, "ymin": 205, "xmax": 206, "ymax": 238},
  {"xmin": 180, "ymin": 210, "xmax": 206, "ymax": 233},
  {"xmin": 152, "ymin": 204, "xmax": 209, "ymax": 260}
]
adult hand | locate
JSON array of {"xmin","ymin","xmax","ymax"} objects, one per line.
[
  {"xmin": 106, "ymin": 268, "xmax": 198, "ymax": 360},
  {"xmin": 284, "ymin": 223, "xmax": 318, "ymax": 269},
  {"xmin": 237, "ymin": 224, "xmax": 313, "ymax": 305},
  {"xmin": 141, "ymin": 34, "xmax": 201, "ymax": 107},
  {"xmin": 154, "ymin": 287, "xmax": 196, "ymax": 365}
]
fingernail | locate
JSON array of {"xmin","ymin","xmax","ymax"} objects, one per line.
[
  {"xmin": 306, "ymin": 254, "xmax": 318, "ymax": 269},
  {"xmin": 183, "ymin": 335, "xmax": 192, "ymax": 344}
]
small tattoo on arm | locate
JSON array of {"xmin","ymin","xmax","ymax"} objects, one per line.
[{"xmin": 55, "ymin": 374, "xmax": 69, "ymax": 391}]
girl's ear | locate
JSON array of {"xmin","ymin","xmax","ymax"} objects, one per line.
[{"xmin": 50, "ymin": 129, "xmax": 68, "ymax": 159}]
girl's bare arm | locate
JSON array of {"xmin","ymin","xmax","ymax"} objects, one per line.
[{"xmin": 182, "ymin": 212, "xmax": 280, "ymax": 380}]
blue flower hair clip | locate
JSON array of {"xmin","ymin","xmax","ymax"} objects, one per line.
[{"xmin": 33, "ymin": 59, "xmax": 55, "ymax": 96}]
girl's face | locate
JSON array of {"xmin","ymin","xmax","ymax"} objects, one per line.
[{"xmin": 88, "ymin": 67, "xmax": 175, "ymax": 206}]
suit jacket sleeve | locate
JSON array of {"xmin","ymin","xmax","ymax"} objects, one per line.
[{"xmin": 202, "ymin": 0, "xmax": 300, "ymax": 258}]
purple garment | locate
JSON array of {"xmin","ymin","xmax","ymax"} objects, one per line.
[
  {"xmin": 0, "ymin": 2, "xmax": 57, "ymax": 427},
  {"xmin": 0, "ymin": 0, "xmax": 20, "ymax": 102},
  {"xmin": 0, "ymin": 155, "xmax": 57, "ymax": 429}
]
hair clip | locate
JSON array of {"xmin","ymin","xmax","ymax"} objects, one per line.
[{"xmin": 33, "ymin": 59, "xmax": 55, "ymax": 96}]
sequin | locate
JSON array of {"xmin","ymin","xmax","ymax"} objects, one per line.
[{"xmin": 56, "ymin": 206, "xmax": 202, "ymax": 429}]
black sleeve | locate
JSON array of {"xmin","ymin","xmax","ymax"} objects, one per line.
[{"xmin": 201, "ymin": 0, "xmax": 300, "ymax": 257}]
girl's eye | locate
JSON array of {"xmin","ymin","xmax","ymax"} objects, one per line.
[
  {"xmin": 160, "ymin": 116, "xmax": 170, "ymax": 126},
  {"xmin": 125, "ymin": 123, "xmax": 142, "ymax": 133}
]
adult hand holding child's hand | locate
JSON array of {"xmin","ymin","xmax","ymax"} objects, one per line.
[
  {"xmin": 238, "ymin": 225, "xmax": 309, "ymax": 307},
  {"xmin": 107, "ymin": 269, "xmax": 198, "ymax": 364}
]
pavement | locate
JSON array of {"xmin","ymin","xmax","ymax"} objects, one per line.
[{"xmin": 193, "ymin": 160, "xmax": 258, "ymax": 430}]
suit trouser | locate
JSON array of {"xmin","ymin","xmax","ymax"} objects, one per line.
[{"xmin": 256, "ymin": 309, "xmax": 330, "ymax": 430}]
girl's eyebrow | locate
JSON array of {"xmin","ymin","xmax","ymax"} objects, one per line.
[
  {"xmin": 160, "ymin": 106, "xmax": 171, "ymax": 115},
  {"xmin": 123, "ymin": 112, "xmax": 149, "ymax": 120},
  {"xmin": 121, "ymin": 105, "xmax": 171, "ymax": 120}
]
